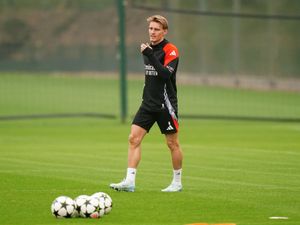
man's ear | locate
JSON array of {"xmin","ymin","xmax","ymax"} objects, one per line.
[{"xmin": 164, "ymin": 29, "xmax": 168, "ymax": 35}]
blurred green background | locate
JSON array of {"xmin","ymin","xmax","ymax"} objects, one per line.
[
  {"xmin": 1, "ymin": 0, "xmax": 300, "ymax": 76},
  {"xmin": 0, "ymin": 0, "xmax": 300, "ymax": 120}
]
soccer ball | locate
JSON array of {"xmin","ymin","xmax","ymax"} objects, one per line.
[
  {"xmin": 79, "ymin": 196, "xmax": 104, "ymax": 218},
  {"xmin": 91, "ymin": 192, "xmax": 113, "ymax": 215},
  {"xmin": 73, "ymin": 195, "xmax": 89, "ymax": 217},
  {"xmin": 51, "ymin": 196, "xmax": 76, "ymax": 218}
]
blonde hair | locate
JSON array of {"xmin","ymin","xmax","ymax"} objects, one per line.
[{"xmin": 147, "ymin": 15, "xmax": 168, "ymax": 30}]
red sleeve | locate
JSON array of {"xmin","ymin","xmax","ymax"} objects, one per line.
[{"xmin": 163, "ymin": 43, "xmax": 179, "ymax": 66}]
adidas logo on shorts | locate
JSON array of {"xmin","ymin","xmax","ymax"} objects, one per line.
[{"xmin": 166, "ymin": 121, "xmax": 174, "ymax": 131}]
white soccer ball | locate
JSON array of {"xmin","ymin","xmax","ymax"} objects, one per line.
[
  {"xmin": 73, "ymin": 195, "xmax": 89, "ymax": 217},
  {"xmin": 91, "ymin": 192, "xmax": 113, "ymax": 215},
  {"xmin": 79, "ymin": 196, "xmax": 104, "ymax": 218},
  {"xmin": 51, "ymin": 196, "xmax": 76, "ymax": 218}
]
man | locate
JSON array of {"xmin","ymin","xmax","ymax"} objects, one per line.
[{"xmin": 110, "ymin": 15, "xmax": 183, "ymax": 192}]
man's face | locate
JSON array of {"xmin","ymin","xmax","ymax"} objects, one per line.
[{"xmin": 148, "ymin": 21, "xmax": 167, "ymax": 45}]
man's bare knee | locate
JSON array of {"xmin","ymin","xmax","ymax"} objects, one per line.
[
  {"xmin": 166, "ymin": 138, "xmax": 179, "ymax": 151},
  {"xmin": 129, "ymin": 133, "xmax": 142, "ymax": 147}
]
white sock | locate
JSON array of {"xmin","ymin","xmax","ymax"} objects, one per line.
[
  {"xmin": 172, "ymin": 169, "xmax": 182, "ymax": 184},
  {"xmin": 125, "ymin": 168, "xmax": 136, "ymax": 185}
]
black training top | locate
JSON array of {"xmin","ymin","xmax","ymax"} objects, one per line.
[{"xmin": 141, "ymin": 39, "xmax": 179, "ymax": 114}]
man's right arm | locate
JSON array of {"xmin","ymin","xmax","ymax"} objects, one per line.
[{"xmin": 141, "ymin": 46, "xmax": 177, "ymax": 80}]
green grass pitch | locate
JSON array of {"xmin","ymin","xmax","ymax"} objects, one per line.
[{"xmin": 0, "ymin": 73, "xmax": 300, "ymax": 225}]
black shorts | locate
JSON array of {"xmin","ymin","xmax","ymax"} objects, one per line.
[{"xmin": 132, "ymin": 106, "xmax": 179, "ymax": 134}]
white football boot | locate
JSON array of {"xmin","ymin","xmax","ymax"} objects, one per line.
[
  {"xmin": 161, "ymin": 182, "xmax": 182, "ymax": 192},
  {"xmin": 110, "ymin": 180, "xmax": 135, "ymax": 192}
]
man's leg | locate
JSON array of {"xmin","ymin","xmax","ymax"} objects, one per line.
[
  {"xmin": 110, "ymin": 125, "xmax": 147, "ymax": 192},
  {"xmin": 165, "ymin": 132, "xmax": 183, "ymax": 170},
  {"xmin": 161, "ymin": 132, "xmax": 183, "ymax": 192},
  {"xmin": 128, "ymin": 124, "xmax": 147, "ymax": 168}
]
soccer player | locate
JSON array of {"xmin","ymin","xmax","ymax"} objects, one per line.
[{"xmin": 110, "ymin": 15, "xmax": 183, "ymax": 192}]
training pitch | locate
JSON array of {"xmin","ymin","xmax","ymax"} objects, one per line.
[{"xmin": 0, "ymin": 74, "xmax": 299, "ymax": 225}]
